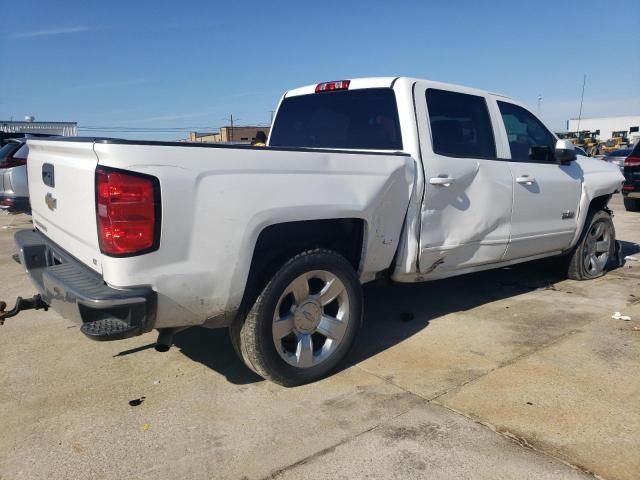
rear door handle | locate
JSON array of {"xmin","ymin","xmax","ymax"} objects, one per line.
[
  {"xmin": 429, "ymin": 177, "xmax": 456, "ymax": 186},
  {"xmin": 516, "ymin": 175, "xmax": 536, "ymax": 185}
]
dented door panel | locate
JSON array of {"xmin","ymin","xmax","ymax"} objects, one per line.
[
  {"xmin": 413, "ymin": 82, "xmax": 513, "ymax": 276},
  {"xmin": 419, "ymin": 158, "xmax": 513, "ymax": 272}
]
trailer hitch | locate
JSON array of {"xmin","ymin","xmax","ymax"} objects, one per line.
[{"xmin": 0, "ymin": 295, "xmax": 49, "ymax": 325}]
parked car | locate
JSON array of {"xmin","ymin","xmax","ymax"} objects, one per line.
[
  {"xmin": 603, "ymin": 148, "xmax": 632, "ymax": 172},
  {"xmin": 5, "ymin": 77, "xmax": 624, "ymax": 386},
  {"xmin": 0, "ymin": 139, "xmax": 30, "ymax": 213},
  {"xmin": 622, "ymin": 141, "xmax": 640, "ymax": 211}
]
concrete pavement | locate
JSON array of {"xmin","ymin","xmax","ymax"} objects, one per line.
[{"xmin": 0, "ymin": 195, "xmax": 638, "ymax": 480}]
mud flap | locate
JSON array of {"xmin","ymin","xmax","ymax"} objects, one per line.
[{"xmin": 614, "ymin": 240, "xmax": 623, "ymax": 268}]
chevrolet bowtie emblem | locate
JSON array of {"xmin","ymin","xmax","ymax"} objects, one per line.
[{"xmin": 45, "ymin": 192, "xmax": 57, "ymax": 211}]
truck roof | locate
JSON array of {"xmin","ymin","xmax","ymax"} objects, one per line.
[{"xmin": 284, "ymin": 77, "xmax": 513, "ymax": 100}]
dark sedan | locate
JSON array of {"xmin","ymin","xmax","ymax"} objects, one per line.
[
  {"xmin": 622, "ymin": 142, "xmax": 640, "ymax": 211},
  {"xmin": 603, "ymin": 148, "xmax": 632, "ymax": 172}
]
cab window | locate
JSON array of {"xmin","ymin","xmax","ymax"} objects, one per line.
[
  {"xmin": 270, "ymin": 88, "xmax": 403, "ymax": 150},
  {"xmin": 498, "ymin": 101, "xmax": 556, "ymax": 163},
  {"xmin": 425, "ymin": 89, "xmax": 496, "ymax": 159}
]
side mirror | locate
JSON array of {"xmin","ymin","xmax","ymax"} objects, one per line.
[{"xmin": 555, "ymin": 139, "xmax": 576, "ymax": 164}]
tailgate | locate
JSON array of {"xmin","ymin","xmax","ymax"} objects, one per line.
[{"xmin": 27, "ymin": 139, "xmax": 102, "ymax": 273}]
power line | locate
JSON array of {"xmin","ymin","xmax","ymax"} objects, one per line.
[{"xmin": 78, "ymin": 123, "xmax": 268, "ymax": 133}]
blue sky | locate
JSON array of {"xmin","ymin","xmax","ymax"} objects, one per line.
[{"xmin": 2, "ymin": 0, "xmax": 639, "ymax": 140}]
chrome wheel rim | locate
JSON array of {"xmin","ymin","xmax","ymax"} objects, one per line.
[
  {"xmin": 272, "ymin": 270, "xmax": 350, "ymax": 368},
  {"xmin": 583, "ymin": 221, "xmax": 611, "ymax": 276}
]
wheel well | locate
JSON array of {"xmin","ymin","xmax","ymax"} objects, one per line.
[
  {"xmin": 588, "ymin": 194, "xmax": 612, "ymax": 213},
  {"xmin": 251, "ymin": 218, "xmax": 364, "ymax": 275},
  {"xmin": 240, "ymin": 219, "xmax": 365, "ymax": 315}
]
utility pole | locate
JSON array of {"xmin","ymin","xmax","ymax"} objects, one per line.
[
  {"xmin": 576, "ymin": 74, "xmax": 586, "ymax": 133},
  {"xmin": 224, "ymin": 115, "xmax": 239, "ymax": 143}
]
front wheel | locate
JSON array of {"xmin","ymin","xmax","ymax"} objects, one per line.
[
  {"xmin": 567, "ymin": 210, "xmax": 615, "ymax": 280},
  {"xmin": 230, "ymin": 249, "xmax": 363, "ymax": 386}
]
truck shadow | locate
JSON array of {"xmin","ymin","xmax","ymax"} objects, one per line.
[
  {"xmin": 172, "ymin": 326, "xmax": 264, "ymax": 385},
  {"xmin": 619, "ymin": 239, "xmax": 640, "ymax": 258},
  {"xmin": 169, "ymin": 243, "xmax": 638, "ymax": 386},
  {"xmin": 342, "ymin": 258, "xmax": 566, "ymax": 372}
]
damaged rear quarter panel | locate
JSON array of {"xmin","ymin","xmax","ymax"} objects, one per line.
[{"xmin": 94, "ymin": 143, "xmax": 415, "ymax": 328}]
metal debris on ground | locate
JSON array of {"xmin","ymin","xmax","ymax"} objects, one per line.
[
  {"xmin": 611, "ymin": 312, "xmax": 632, "ymax": 321},
  {"xmin": 128, "ymin": 396, "xmax": 146, "ymax": 407}
]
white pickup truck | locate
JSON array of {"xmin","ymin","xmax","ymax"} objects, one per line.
[{"xmin": 4, "ymin": 77, "xmax": 624, "ymax": 386}]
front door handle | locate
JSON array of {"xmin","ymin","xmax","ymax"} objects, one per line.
[
  {"xmin": 516, "ymin": 175, "xmax": 536, "ymax": 185},
  {"xmin": 429, "ymin": 177, "xmax": 456, "ymax": 186}
]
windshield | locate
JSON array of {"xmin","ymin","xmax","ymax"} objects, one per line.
[{"xmin": 269, "ymin": 88, "xmax": 403, "ymax": 150}]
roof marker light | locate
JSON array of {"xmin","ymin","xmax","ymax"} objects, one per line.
[{"xmin": 315, "ymin": 80, "xmax": 351, "ymax": 93}]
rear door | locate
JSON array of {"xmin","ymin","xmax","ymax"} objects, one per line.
[
  {"xmin": 415, "ymin": 85, "xmax": 513, "ymax": 275},
  {"xmin": 27, "ymin": 139, "xmax": 102, "ymax": 272},
  {"xmin": 494, "ymin": 101, "xmax": 582, "ymax": 260}
]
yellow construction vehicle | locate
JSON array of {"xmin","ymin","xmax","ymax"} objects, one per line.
[
  {"xmin": 600, "ymin": 131, "xmax": 629, "ymax": 154},
  {"xmin": 580, "ymin": 131, "xmax": 600, "ymax": 153}
]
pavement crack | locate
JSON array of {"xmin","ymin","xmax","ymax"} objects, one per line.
[
  {"xmin": 429, "ymin": 326, "xmax": 587, "ymax": 401},
  {"xmin": 262, "ymin": 408, "xmax": 414, "ymax": 480},
  {"xmin": 353, "ymin": 364, "xmax": 432, "ymax": 402},
  {"xmin": 432, "ymin": 402, "xmax": 605, "ymax": 480},
  {"xmin": 351, "ymin": 324, "xmax": 609, "ymax": 479}
]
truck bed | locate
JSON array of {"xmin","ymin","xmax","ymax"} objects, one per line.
[{"xmin": 25, "ymin": 137, "xmax": 415, "ymax": 329}]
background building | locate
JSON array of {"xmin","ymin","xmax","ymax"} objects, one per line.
[
  {"xmin": 188, "ymin": 126, "xmax": 270, "ymax": 144},
  {"xmin": 1, "ymin": 120, "xmax": 77, "ymax": 137},
  {"xmin": 566, "ymin": 116, "xmax": 640, "ymax": 144}
]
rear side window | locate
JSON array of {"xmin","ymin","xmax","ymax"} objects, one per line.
[
  {"xmin": 498, "ymin": 101, "xmax": 556, "ymax": 163},
  {"xmin": 426, "ymin": 89, "xmax": 496, "ymax": 159},
  {"xmin": 269, "ymin": 88, "xmax": 403, "ymax": 150},
  {"xmin": 13, "ymin": 144, "xmax": 28, "ymax": 159},
  {"xmin": 0, "ymin": 142, "xmax": 20, "ymax": 160}
]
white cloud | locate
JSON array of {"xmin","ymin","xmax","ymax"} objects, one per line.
[{"xmin": 10, "ymin": 25, "xmax": 92, "ymax": 39}]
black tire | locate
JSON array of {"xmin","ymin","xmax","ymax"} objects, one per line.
[
  {"xmin": 567, "ymin": 210, "xmax": 615, "ymax": 280},
  {"xmin": 624, "ymin": 197, "xmax": 640, "ymax": 212},
  {"xmin": 230, "ymin": 249, "xmax": 363, "ymax": 386}
]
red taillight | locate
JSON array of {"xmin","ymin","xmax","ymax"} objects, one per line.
[
  {"xmin": 96, "ymin": 167, "xmax": 160, "ymax": 256},
  {"xmin": 622, "ymin": 184, "xmax": 635, "ymax": 191},
  {"xmin": 315, "ymin": 80, "xmax": 350, "ymax": 93},
  {"xmin": 0, "ymin": 156, "xmax": 27, "ymax": 169},
  {"xmin": 624, "ymin": 156, "xmax": 640, "ymax": 167}
]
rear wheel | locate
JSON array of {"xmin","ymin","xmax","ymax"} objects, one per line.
[
  {"xmin": 624, "ymin": 197, "xmax": 640, "ymax": 212},
  {"xmin": 567, "ymin": 210, "xmax": 615, "ymax": 280},
  {"xmin": 230, "ymin": 249, "xmax": 362, "ymax": 386}
]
